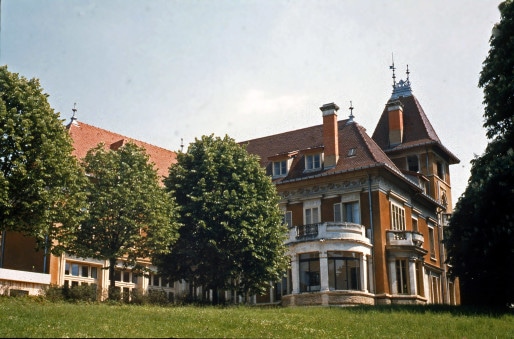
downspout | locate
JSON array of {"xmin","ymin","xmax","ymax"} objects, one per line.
[
  {"xmin": 0, "ymin": 230, "xmax": 5, "ymax": 268},
  {"xmin": 425, "ymin": 147, "xmax": 430, "ymax": 196},
  {"xmin": 43, "ymin": 234, "xmax": 49, "ymax": 273},
  {"xmin": 368, "ymin": 174, "xmax": 376, "ymax": 294}
]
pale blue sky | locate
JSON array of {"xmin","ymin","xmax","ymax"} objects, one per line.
[{"xmin": 0, "ymin": 0, "xmax": 502, "ymax": 205}]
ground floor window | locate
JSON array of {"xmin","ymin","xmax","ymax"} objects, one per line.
[
  {"xmin": 299, "ymin": 253, "xmax": 320, "ymax": 292},
  {"xmin": 396, "ymin": 259, "xmax": 409, "ymax": 294},
  {"xmin": 430, "ymin": 274, "xmax": 441, "ymax": 304},
  {"xmin": 328, "ymin": 251, "xmax": 360, "ymax": 291}
]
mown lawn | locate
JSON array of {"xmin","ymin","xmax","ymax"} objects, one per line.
[{"xmin": 0, "ymin": 297, "xmax": 512, "ymax": 338}]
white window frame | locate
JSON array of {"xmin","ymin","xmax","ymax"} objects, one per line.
[
  {"xmin": 334, "ymin": 201, "xmax": 361, "ymax": 224},
  {"xmin": 390, "ymin": 202, "xmax": 406, "ymax": 231},
  {"xmin": 305, "ymin": 153, "xmax": 322, "ymax": 171},
  {"xmin": 272, "ymin": 159, "xmax": 288, "ymax": 177},
  {"xmin": 304, "ymin": 200, "xmax": 321, "ymax": 225},
  {"xmin": 283, "ymin": 211, "xmax": 292, "ymax": 228}
]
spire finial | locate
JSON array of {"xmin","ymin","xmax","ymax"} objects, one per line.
[
  {"xmin": 389, "ymin": 53, "xmax": 396, "ymax": 87},
  {"xmin": 180, "ymin": 138, "xmax": 184, "ymax": 152},
  {"xmin": 71, "ymin": 103, "xmax": 79, "ymax": 125},
  {"xmin": 347, "ymin": 101, "xmax": 355, "ymax": 124},
  {"xmin": 406, "ymin": 64, "xmax": 410, "ymax": 83}
]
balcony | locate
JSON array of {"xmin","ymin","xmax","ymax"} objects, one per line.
[
  {"xmin": 386, "ymin": 230, "xmax": 424, "ymax": 248},
  {"xmin": 290, "ymin": 222, "xmax": 369, "ymax": 243}
]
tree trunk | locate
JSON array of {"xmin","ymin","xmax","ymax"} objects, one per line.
[{"xmin": 108, "ymin": 258, "xmax": 117, "ymax": 300}]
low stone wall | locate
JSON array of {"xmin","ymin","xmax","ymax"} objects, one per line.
[
  {"xmin": 282, "ymin": 291, "xmax": 374, "ymax": 306},
  {"xmin": 282, "ymin": 291, "xmax": 427, "ymax": 306}
]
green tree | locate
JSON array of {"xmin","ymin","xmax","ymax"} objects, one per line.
[
  {"xmin": 0, "ymin": 66, "xmax": 87, "ymax": 253},
  {"xmin": 69, "ymin": 142, "xmax": 179, "ymax": 300},
  {"xmin": 445, "ymin": 0, "xmax": 514, "ymax": 308},
  {"xmin": 155, "ymin": 135, "xmax": 289, "ymax": 304}
]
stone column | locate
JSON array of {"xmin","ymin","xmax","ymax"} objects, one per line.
[
  {"xmin": 319, "ymin": 251, "xmax": 329, "ymax": 292},
  {"xmin": 367, "ymin": 255, "xmax": 374, "ymax": 293},
  {"xmin": 408, "ymin": 257, "xmax": 417, "ymax": 295},
  {"xmin": 360, "ymin": 254, "xmax": 368, "ymax": 292},
  {"xmin": 388, "ymin": 259, "xmax": 397, "ymax": 295},
  {"xmin": 291, "ymin": 255, "xmax": 300, "ymax": 294}
]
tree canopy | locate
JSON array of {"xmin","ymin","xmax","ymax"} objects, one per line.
[
  {"xmin": 445, "ymin": 0, "xmax": 514, "ymax": 308},
  {"xmin": 155, "ymin": 135, "xmax": 289, "ymax": 303},
  {"xmin": 68, "ymin": 142, "xmax": 179, "ymax": 299},
  {"xmin": 0, "ymin": 66, "xmax": 88, "ymax": 252}
]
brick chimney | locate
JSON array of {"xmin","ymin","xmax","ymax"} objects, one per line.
[
  {"xmin": 320, "ymin": 102, "xmax": 340, "ymax": 168},
  {"xmin": 387, "ymin": 100, "xmax": 404, "ymax": 146}
]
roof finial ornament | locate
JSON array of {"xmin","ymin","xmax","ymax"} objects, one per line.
[
  {"xmin": 346, "ymin": 100, "xmax": 355, "ymax": 124},
  {"xmin": 406, "ymin": 64, "xmax": 410, "ymax": 84},
  {"xmin": 389, "ymin": 53, "xmax": 396, "ymax": 87},
  {"xmin": 180, "ymin": 138, "xmax": 184, "ymax": 152},
  {"xmin": 71, "ymin": 103, "xmax": 79, "ymax": 125}
]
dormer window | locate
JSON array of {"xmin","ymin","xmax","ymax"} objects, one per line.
[
  {"xmin": 269, "ymin": 151, "xmax": 297, "ymax": 178},
  {"xmin": 273, "ymin": 160, "xmax": 288, "ymax": 177},
  {"xmin": 305, "ymin": 153, "xmax": 322, "ymax": 171}
]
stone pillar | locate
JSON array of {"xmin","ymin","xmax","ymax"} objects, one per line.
[
  {"xmin": 408, "ymin": 257, "xmax": 417, "ymax": 295},
  {"xmin": 291, "ymin": 255, "xmax": 300, "ymax": 294},
  {"xmin": 389, "ymin": 259, "xmax": 397, "ymax": 295},
  {"xmin": 367, "ymin": 255, "xmax": 374, "ymax": 293},
  {"xmin": 319, "ymin": 251, "xmax": 329, "ymax": 292},
  {"xmin": 360, "ymin": 255, "xmax": 368, "ymax": 292}
]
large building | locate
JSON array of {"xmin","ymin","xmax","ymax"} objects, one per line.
[
  {"xmin": 243, "ymin": 72, "xmax": 459, "ymax": 305},
  {"xmin": 0, "ymin": 70, "xmax": 460, "ymax": 305}
]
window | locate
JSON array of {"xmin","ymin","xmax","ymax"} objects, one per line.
[
  {"xmin": 396, "ymin": 259, "xmax": 409, "ymax": 294},
  {"xmin": 347, "ymin": 148, "xmax": 356, "ymax": 157},
  {"xmin": 334, "ymin": 202, "xmax": 361, "ymax": 224},
  {"xmin": 152, "ymin": 274, "xmax": 160, "ymax": 287},
  {"xmin": 65, "ymin": 262, "xmax": 99, "ymax": 280},
  {"xmin": 305, "ymin": 154, "xmax": 321, "ymax": 170},
  {"xmin": 391, "ymin": 203, "xmax": 406, "ymax": 231},
  {"xmin": 304, "ymin": 207, "xmax": 319, "ymax": 224},
  {"xmin": 71, "ymin": 264, "xmax": 79, "ymax": 276},
  {"xmin": 407, "ymin": 155, "xmax": 419, "ymax": 172},
  {"xmin": 81, "ymin": 266, "xmax": 89, "ymax": 278},
  {"xmin": 282, "ymin": 211, "xmax": 292, "ymax": 228},
  {"xmin": 334, "ymin": 203, "xmax": 342, "ymax": 222},
  {"xmin": 428, "ymin": 226, "xmax": 436, "ymax": 259},
  {"xmin": 430, "ymin": 275, "xmax": 441, "ymax": 303},
  {"xmin": 437, "ymin": 161, "xmax": 445, "ymax": 180},
  {"xmin": 328, "ymin": 252, "xmax": 360, "ymax": 291},
  {"xmin": 299, "ymin": 253, "xmax": 320, "ymax": 292},
  {"xmin": 412, "ymin": 218, "xmax": 418, "ymax": 232},
  {"xmin": 273, "ymin": 160, "xmax": 288, "ymax": 177}
]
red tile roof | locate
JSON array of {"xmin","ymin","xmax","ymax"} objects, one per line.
[
  {"xmin": 372, "ymin": 94, "xmax": 459, "ymax": 164},
  {"xmin": 242, "ymin": 119, "xmax": 405, "ymax": 184},
  {"xmin": 66, "ymin": 121, "xmax": 176, "ymax": 181}
]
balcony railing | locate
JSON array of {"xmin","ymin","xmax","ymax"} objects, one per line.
[
  {"xmin": 290, "ymin": 222, "xmax": 369, "ymax": 243},
  {"xmin": 386, "ymin": 230, "xmax": 424, "ymax": 247}
]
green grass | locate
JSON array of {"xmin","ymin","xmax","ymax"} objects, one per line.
[{"xmin": 0, "ymin": 297, "xmax": 513, "ymax": 338}]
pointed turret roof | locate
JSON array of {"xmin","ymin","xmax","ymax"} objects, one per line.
[{"xmin": 372, "ymin": 78, "xmax": 460, "ymax": 165}]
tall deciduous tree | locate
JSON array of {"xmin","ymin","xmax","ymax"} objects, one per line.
[
  {"xmin": 0, "ymin": 66, "xmax": 87, "ymax": 252},
  {"xmin": 445, "ymin": 0, "xmax": 514, "ymax": 308},
  {"xmin": 155, "ymin": 135, "xmax": 288, "ymax": 304},
  {"xmin": 69, "ymin": 142, "xmax": 179, "ymax": 299}
]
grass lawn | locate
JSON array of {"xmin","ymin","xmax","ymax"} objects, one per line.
[{"xmin": 0, "ymin": 297, "xmax": 512, "ymax": 338}]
